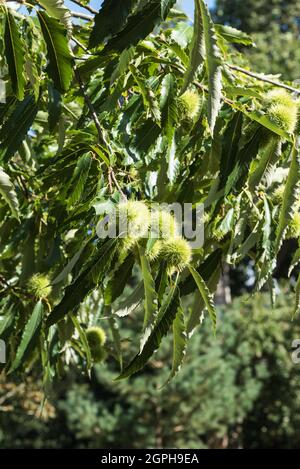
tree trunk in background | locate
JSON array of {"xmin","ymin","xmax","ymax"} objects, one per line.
[{"xmin": 215, "ymin": 264, "xmax": 231, "ymax": 305}]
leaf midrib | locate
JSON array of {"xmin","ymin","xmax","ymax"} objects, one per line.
[{"xmin": 38, "ymin": 11, "xmax": 64, "ymax": 91}]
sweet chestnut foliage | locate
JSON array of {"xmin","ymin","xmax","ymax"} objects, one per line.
[{"xmin": 0, "ymin": 1, "xmax": 300, "ymax": 386}]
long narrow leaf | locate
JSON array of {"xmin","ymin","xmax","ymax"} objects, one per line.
[
  {"xmin": 38, "ymin": 0, "xmax": 72, "ymax": 33},
  {"xmin": 0, "ymin": 94, "xmax": 39, "ymax": 161},
  {"xmin": 293, "ymin": 272, "xmax": 300, "ymax": 319},
  {"xmin": 139, "ymin": 245, "xmax": 158, "ymax": 351},
  {"xmin": 276, "ymin": 147, "xmax": 300, "ymax": 252},
  {"xmin": 181, "ymin": 0, "xmax": 204, "ymax": 93},
  {"xmin": 89, "ymin": 0, "xmax": 135, "ymax": 48},
  {"xmin": 0, "ymin": 167, "xmax": 19, "ymax": 219},
  {"xmin": 37, "ymin": 11, "xmax": 73, "ymax": 94},
  {"xmin": 47, "ymin": 239, "xmax": 117, "ymax": 326},
  {"xmin": 70, "ymin": 313, "xmax": 92, "ymax": 372},
  {"xmin": 103, "ymin": 0, "xmax": 176, "ymax": 52},
  {"xmin": 199, "ymin": 0, "xmax": 223, "ymax": 133},
  {"xmin": 165, "ymin": 297, "xmax": 187, "ymax": 384},
  {"xmin": 114, "ymin": 281, "xmax": 144, "ymax": 318},
  {"xmin": 4, "ymin": 7, "xmax": 25, "ymax": 101},
  {"xmin": 67, "ymin": 153, "xmax": 92, "ymax": 206},
  {"xmin": 10, "ymin": 301, "xmax": 44, "ymax": 373},
  {"xmin": 188, "ymin": 265, "xmax": 217, "ymax": 332},
  {"xmin": 117, "ymin": 284, "xmax": 180, "ymax": 380},
  {"xmin": 105, "ymin": 254, "xmax": 135, "ymax": 305}
]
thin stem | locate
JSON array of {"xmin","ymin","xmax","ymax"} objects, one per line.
[
  {"xmin": 74, "ymin": 68, "xmax": 126, "ymax": 198},
  {"xmin": 16, "ymin": 175, "xmax": 29, "ymax": 199},
  {"xmin": 108, "ymin": 169, "xmax": 113, "ymax": 193},
  {"xmin": 165, "ymin": 61, "xmax": 234, "ymax": 105},
  {"xmin": 192, "ymin": 79, "xmax": 234, "ymax": 105},
  {"xmin": 109, "ymin": 168, "xmax": 127, "ymax": 200},
  {"xmin": 69, "ymin": 0, "xmax": 97, "ymax": 15},
  {"xmin": 62, "ymin": 103, "xmax": 78, "ymax": 119},
  {"xmin": 71, "ymin": 10, "xmax": 93, "ymax": 21},
  {"xmin": 71, "ymin": 36, "xmax": 93, "ymax": 54},
  {"xmin": 74, "ymin": 67, "xmax": 105, "ymax": 145},
  {"xmin": 0, "ymin": 275, "xmax": 34, "ymax": 300},
  {"xmin": 228, "ymin": 64, "xmax": 300, "ymax": 95},
  {"xmin": 5, "ymin": 0, "xmax": 93, "ymax": 21}
]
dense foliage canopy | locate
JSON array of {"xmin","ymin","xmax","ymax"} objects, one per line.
[{"xmin": 1, "ymin": 0, "xmax": 300, "ymax": 386}]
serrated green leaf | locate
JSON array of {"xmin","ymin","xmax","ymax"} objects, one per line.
[
  {"xmin": 48, "ymin": 83, "xmax": 62, "ymax": 132},
  {"xmin": 38, "ymin": 0, "xmax": 72, "ymax": 33},
  {"xmin": 223, "ymin": 126, "xmax": 263, "ymax": 196},
  {"xmin": 77, "ymin": 55, "xmax": 112, "ymax": 80},
  {"xmin": 167, "ymin": 41, "xmax": 189, "ymax": 67},
  {"xmin": 117, "ymin": 284, "xmax": 180, "ymax": 380},
  {"xmin": 90, "ymin": 238, "xmax": 118, "ymax": 285},
  {"xmin": 91, "ymin": 145, "xmax": 110, "ymax": 168},
  {"xmin": 293, "ymin": 272, "xmax": 300, "ymax": 319},
  {"xmin": 185, "ymin": 258, "xmax": 221, "ymax": 336},
  {"xmin": 134, "ymin": 119, "xmax": 161, "ymax": 153},
  {"xmin": 99, "ymin": 76, "xmax": 125, "ymax": 113},
  {"xmin": 159, "ymin": 73, "xmax": 178, "ymax": 182},
  {"xmin": 37, "ymin": 11, "xmax": 73, "ymax": 94},
  {"xmin": 289, "ymin": 244, "xmax": 300, "ymax": 277},
  {"xmin": 0, "ymin": 304, "xmax": 15, "ymax": 340},
  {"xmin": 160, "ymin": 73, "xmax": 177, "ymax": 140},
  {"xmin": 199, "ymin": 0, "xmax": 223, "ymax": 133},
  {"xmin": 4, "ymin": 7, "xmax": 25, "ymax": 101},
  {"xmin": 70, "ymin": 313, "xmax": 92, "ymax": 372},
  {"xmin": 47, "ymin": 239, "xmax": 118, "ymax": 326},
  {"xmin": 171, "ymin": 21, "xmax": 193, "ymax": 49},
  {"xmin": 67, "ymin": 153, "xmax": 92, "ymax": 206},
  {"xmin": 180, "ymin": 248, "xmax": 222, "ymax": 296},
  {"xmin": 0, "ymin": 93, "xmax": 39, "ymax": 162},
  {"xmin": 219, "ymin": 111, "xmax": 243, "ymax": 189},
  {"xmin": 89, "ymin": 0, "xmax": 135, "ymax": 48},
  {"xmin": 103, "ymin": 0, "xmax": 176, "ymax": 52},
  {"xmin": 139, "ymin": 245, "xmax": 158, "ymax": 351},
  {"xmin": 52, "ymin": 245, "xmax": 86, "ymax": 285},
  {"xmin": 248, "ymin": 138, "xmax": 281, "ymax": 191},
  {"xmin": 0, "ymin": 167, "xmax": 19, "ymax": 219},
  {"xmin": 256, "ymin": 196, "xmax": 276, "ymax": 291},
  {"xmin": 114, "ymin": 281, "xmax": 144, "ymax": 318},
  {"xmin": 161, "ymin": 0, "xmax": 174, "ymax": 17},
  {"xmin": 217, "ymin": 207, "xmax": 235, "ymax": 236},
  {"xmin": 25, "ymin": 54, "xmax": 40, "ymax": 101},
  {"xmin": 130, "ymin": 65, "xmax": 161, "ymax": 123},
  {"xmin": 166, "ymin": 133, "xmax": 178, "ymax": 184},
  {"xmin": 188, "ymin": 265, "xmax": 216, "ymax": 332},
  {"xmin": 236, "ymin": 220, "xmax": 262, "ymax": 260},
  {"xmin": 110, "ymin": 47, "xmax": 135, "ymax": 86},
  {"xmin": 10, "ymin": 300, "xmax": 44, "ymax": 373},
  {"xmin": 276, "ymin": 147, "xmax": 300, "ymax": 252},
  {"xmin": 165, "ymin": 297, "xmax": 187, "ymax": 384},
  {"xmin": 215, "ymin": 24, "xmax": 253, "ymax": 46},
  {"xmin": 223, "ymin": 86, "xmax": 261, "ymax": 99},
  {"xmin": 105, "ymin": 254, "xmax": 135, "ymax": 305},
  {"xmin": 181, "ymin": 0, "xmax": 204, "ymax": 93},
  {"xmin": 182, "ymin": 0, "xmax": 223, "ymax": 132},
  {"xmin": 231, "ymin": 103, "xmax": 293, "ymax": 142},
  {"xmin": 107, "ymin": 308, "xmax": 123, "ymax": 370}
]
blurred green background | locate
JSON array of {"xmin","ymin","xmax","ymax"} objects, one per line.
[{"xmin": 1, "ymin": 292, "xmax": 300, "ymax": 449}]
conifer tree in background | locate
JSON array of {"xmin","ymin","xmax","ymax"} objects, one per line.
[
  {"xmin": 214, "ymin": 0, "xmax": 300, "ymax": 80},
  {"xmin": 1, "ymin": 293, "xmax": 300, "ymax": 449}
]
